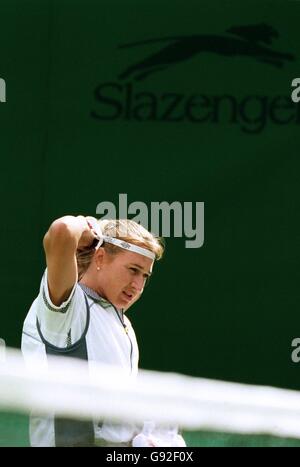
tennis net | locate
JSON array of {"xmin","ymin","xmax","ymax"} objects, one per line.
[{"xmin": 1, "ymin": 347, "xmax": 300, "ymax": 447}]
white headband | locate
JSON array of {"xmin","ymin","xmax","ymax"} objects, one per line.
[
  {"xmin": 98, "ymin": 236, "xmax": 156, "ymax": 261},
  {"xmin": 87, "ymin": 219, "xmax": 156, "ymax": 261}
]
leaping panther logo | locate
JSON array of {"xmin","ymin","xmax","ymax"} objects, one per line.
[{"xmin": 118, "ymin": 24, "xmax": 295, "ymax": 81}]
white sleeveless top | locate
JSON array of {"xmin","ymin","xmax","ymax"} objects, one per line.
[{"xmin": 21, "ymin": 269, "xmax": 139, "ymax": 447}]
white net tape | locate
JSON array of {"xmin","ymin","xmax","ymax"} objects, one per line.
[{"xmin": 1, "ymin": 347, "xmax": 300, "ymax": 439}]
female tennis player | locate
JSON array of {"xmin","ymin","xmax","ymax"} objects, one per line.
[{"xmin": 21, "ymin": 215, "xmax": 169, "ymax": 447}]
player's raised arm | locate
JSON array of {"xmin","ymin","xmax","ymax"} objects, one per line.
[{"xmin": 43, "ymin": 215, "xmax": 97, "ymax": 306}]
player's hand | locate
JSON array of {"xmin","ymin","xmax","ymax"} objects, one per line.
[{"xmin": 77, "ymin": 216, "xmax": 100, "ymax": 249}]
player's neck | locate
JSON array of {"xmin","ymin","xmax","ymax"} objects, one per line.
[{"xmin": 79, "ymin": 273, "xmax": 107, "ymax": 301}]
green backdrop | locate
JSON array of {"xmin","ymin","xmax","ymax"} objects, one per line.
[{"xmin": 0, "ymin": 0, "xmax": 299, "ymax": 391}]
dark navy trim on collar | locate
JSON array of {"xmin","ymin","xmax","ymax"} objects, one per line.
[
  {"xmin": 78, "ymin": 283, "xmax": 125, "ymax": 323},
  {"xmin": 78, "ymin": 283, "xmax": 112, "ymax": 309}
]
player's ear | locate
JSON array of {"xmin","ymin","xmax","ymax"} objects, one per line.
[{"xmin": 95, "ymin": 247, "xmax": 105, "ymax": 268}]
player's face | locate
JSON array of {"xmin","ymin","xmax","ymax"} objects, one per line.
[{"xmin": 96, "ymin": 250, "xmax": 154, "ymax": 310}]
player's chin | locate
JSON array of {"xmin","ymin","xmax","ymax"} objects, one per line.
[
  {"xmin": 117, "ymin": 292, "xmax": 134, "ymax": 308},
  {"xmin": 120, "ymin": 292, "xmax": 133, "ymax": 305}
]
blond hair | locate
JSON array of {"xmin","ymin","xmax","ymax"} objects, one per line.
[{"xmin": 77, "ymin": 219, "xmax": 164, "ymax": 280}]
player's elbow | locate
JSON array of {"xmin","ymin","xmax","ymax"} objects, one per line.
[{"xmin": 43, "ymin": 219, "xmax": 76, "ymax": 253}]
